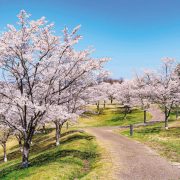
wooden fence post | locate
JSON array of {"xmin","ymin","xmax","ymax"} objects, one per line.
[{"xmin": 130, "ymin": 124, "xmax": 133, "ymax": 136}]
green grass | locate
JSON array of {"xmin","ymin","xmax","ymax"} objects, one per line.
[
  {"xmin": 0, "ymin": 128, "xmax": 109, "ymax": 180},
  {"xmin": 78, "ymin": 104, "xmax": 152, "ymax": 127},
  {"xmin": 118, "ymin": 120, "xmax": 180, "ymax": 162}
]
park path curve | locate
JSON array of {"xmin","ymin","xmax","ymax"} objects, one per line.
[{"xmin": 85, "ymin": 127, "xmax": 180, "ymax": 180}]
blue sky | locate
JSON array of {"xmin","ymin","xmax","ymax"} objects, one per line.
[{"xmin": 0, "ymin": 0, "xmax": 180, "ymax": 78}]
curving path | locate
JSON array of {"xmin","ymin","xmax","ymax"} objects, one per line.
[{"xmin": 85, "ymin": 127, "xmax": 180, "ymax": 180}]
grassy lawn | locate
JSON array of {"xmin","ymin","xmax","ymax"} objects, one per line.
[
  {"xmin": 0, "ymin": 128, "xmax": 111, "ymax": 180},
  {"xmin": 118, "ymin": 119, "xmax": 180, "ymax": 162},
  {"xmin": 78, "ymin": 104, "xmax": 152, "ymax": 127}
]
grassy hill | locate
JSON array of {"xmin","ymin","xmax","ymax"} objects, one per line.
[{"xmin": 0, "ymin": 128, "xmax": 112, "ymax": 180}]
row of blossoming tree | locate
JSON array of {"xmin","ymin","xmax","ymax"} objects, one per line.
[
  {"xmin": 90, "ymin": 58, "xmax": 180, "ymax": 128},
  {"xmin": 0, "ymin": 11, "xmax": 109, "ymax": 167}
]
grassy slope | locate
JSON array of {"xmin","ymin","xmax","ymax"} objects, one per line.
[
  {"xmin": 78, "ymin": 104, "xmax": 152, "ymax": 127},
  {"xmin": 118, "ymin": 119, "xmax": 180, "ymax": 162},
  {"xmin": 0, "ymin": 128, "xmax": 111, "ymax": 180}
]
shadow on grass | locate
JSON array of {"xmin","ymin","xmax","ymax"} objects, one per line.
[
  {"xmin": 109, "ymin": 116, "xmax": 125, "ymax": 122},
  {"xmin": 114, "ymin": 108, "xmax": 140, "ymax": 115},
  {"xmin": 61, "ymin": 134, "xmax": 94, "ymax": 145},
  {"xmin": 30, "ymin": 148, "xmax": 97, "ymax": 168},
  {"xmin": 1, "ymin": 129, "xmax": 89, "ymax": 163},
  {"xmin": 0, "ymin": 149, "xmax": 22, "ymax": 163},
  {"xmin": 4, "ymin": 135, "xmax": 54, "ymax": 163},
  {"xmin": 0, "ymin": 132, "xmax": 96, "ymax": 179},
  {"xmin": 136, "ymin": 127, "xmax": 162, "ymax": 134},
  {"xmin": 110, "ymin": 114, "xmax": 140, "ymax": 122},
  {"xmin": 10, "ymin": 134, "xmax": 50, "ymax": 151},
  {"xmin": 82, "ymin": 109, "xmax": 108, "ymax": 117},
  {"xmin": 61, "ymin": 130, "xmax": 84, "ymax": 137}
]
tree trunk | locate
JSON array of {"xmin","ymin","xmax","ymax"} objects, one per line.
[
  {"xmin": 165, "ymin": 106, "xmax": 169, "ymax": 129},
  {"xmin": 144, "ymin": 110, "xmax": 147, "ymax": 123},
  {"xmin": 123, "ymin": 106, "xmax": 129, "ymax": 120},
  {"xmin": 19, "ymin": 139, "xmax": 23, "ymax": 152},
  {"xmin": 123, "ymin": 107, "xmax": 128, "ymax": 120},
  {"xmin": 22, "ymin": 142, "xmax": 30, "ymax": 168},
  {"xmin": 55, "ymin": 122, "xmax": 63, "ymax": 146},
  {"xmin": 42, "ymin": 124, "xmax": 46, "ymax": 133},
  {"xmin": 66, "ymin": 122, "xmax": 69, "ymax": 130},
  {"xmin": 123, "ymin": 112, "xmax": 127, "ymax": 120},
  {"xmin": 55, "ymin": 121, "xmax": 60, "ymax": 146},
  {"xmin": 59, "ymin": 124, "xmax": 62, "ymax": 142},
  {"xmin": 104, "ymin": 100, "xmax": 106, "ymax": 109},
  {"xmin": 15, "ymin": 134, "xmax": 23, "ymax": 152},
  {"xmin": 111, "ymin": 98, "xmax": 113, "ymax": 104},
  {"xmin": 96, "ymin": 101, "xmax": 100, "ymax": 113},
  {"xmin": 3, "ymin": 143, "xmax": 7, "ymax": 162}
]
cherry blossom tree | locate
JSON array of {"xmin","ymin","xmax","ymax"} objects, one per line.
[
  {"xmin": 0, "ymin": 10, "xmax": 109, "ymax": 167},
  {"xmin": 131, "ymin": 75, "xmax": 150, "ymax": 123},
  {"xmin": 47, "ymin": 66, "xmax": 108, "ymax": 146},
  {"xmin": 102, "ymin": 82, "xmax": 121, "ymax": 106},
  {"xmin": 143, "ymin": 58, "xmax": 179, "ymax": 129},
  {"xmin": 115, "ymin": 80, "xmax": 134, "ymax": 119},
  {"xmin": 87, "ymin": 82, "xmax": 109, "ymax": 113}
]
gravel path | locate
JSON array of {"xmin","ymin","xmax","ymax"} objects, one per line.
[{"xmin": 85, "ymin": 127, "xmax": 180, "ymax": 180}]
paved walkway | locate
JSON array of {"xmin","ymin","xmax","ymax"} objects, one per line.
[{"xmin": 85, "ymin": 127, "xmax": 180, "ymax": 180}]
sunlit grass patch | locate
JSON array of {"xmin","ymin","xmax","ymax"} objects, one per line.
[
  {"xmin": 0, "ymin": 128, "xmax": 107, "ymax": 180},
  {"xmin": 78, "ymin": 104, "xmax": 152, "ymax": 127}
]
